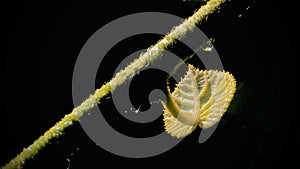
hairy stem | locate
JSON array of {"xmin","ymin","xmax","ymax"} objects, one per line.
[{"xmin": 3, "ymin": 0, "xmax": 226, "ymax": 168}]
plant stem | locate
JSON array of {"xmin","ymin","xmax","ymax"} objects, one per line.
[{"xmin": 2, "ymin": 0, "xmax": 226, "ymax": 168}]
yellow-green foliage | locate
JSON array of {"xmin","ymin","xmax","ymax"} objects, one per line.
[
  {"xmin": 163, "ymin": 64, "xmax": 236, "ymax": 138},
  {"xmin": 2, "ymin": 0, "xmax": 227, "ymax": 168}
]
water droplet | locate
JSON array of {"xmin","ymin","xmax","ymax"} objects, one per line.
[{"xmin": 134, "ymin": 107, "xmax": 140, "ymax": 113}]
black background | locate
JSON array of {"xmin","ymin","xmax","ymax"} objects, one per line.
[{"xmin": 1, "ymin": 0, "xmax": 295, "ymax": 168}]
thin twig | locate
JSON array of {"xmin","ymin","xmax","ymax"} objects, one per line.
[{"xmin": 2, "ymin": 0, "xmax": 226, "ymax": 168}]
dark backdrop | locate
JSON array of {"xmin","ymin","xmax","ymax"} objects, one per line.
[{"xmin": 2, "ymin": 0, "xmax": 294, "ymax": 168}]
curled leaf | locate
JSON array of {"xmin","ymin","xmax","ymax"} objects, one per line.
[{"xmin": 162, "ymin": 64, "xmax": 236, "ymax": 138}]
